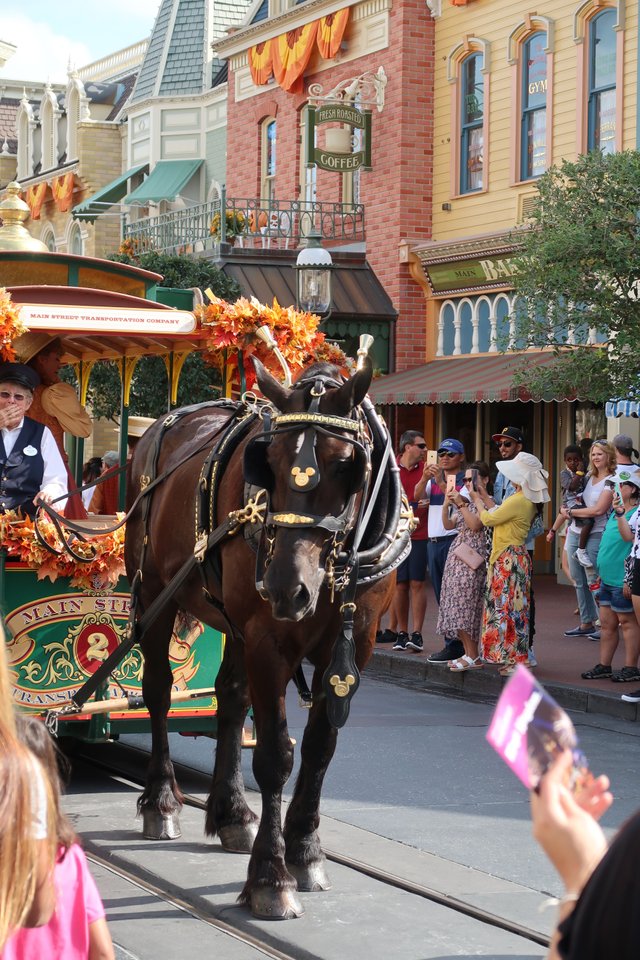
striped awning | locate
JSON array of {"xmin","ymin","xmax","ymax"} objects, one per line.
[
  {"xmin": 368, "ymin": 352, "xmax": 568, "ymax": 405},
  {"xmin": 606, "ymin": 399, "xmax": 640, "ymax": 418}
]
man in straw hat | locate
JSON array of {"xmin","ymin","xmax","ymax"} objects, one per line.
[
  {"xmin": 13, "ymin": 332, "xmax": 92, "ymax": 518},
  {"xmin": 0, "ymin": 362, "xmax": 67, "ymax": 516}
]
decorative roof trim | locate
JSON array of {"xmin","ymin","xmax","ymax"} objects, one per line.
[
  {"xmin": 410, "ymin": 229, "xmax": 524, "ymax": 265},
  {"xmin": 214, "ymin": 0, "xmax": 381, "ymax": 59},
  {"xmin": 15, "ymin": 160, "xmax": 80, "ymax": 191}
]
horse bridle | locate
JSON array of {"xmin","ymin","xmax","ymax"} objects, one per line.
[{"xmin": 251, "ymin": 375, "xmax": 373, "ymax": 597}]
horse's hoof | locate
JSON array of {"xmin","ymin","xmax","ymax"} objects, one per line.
[
  {"xmin": 251, "ymin": 888, "xmax": 304, "ymax": 920},
  {"xmin": 286, "ymin": 860, "xmax": 331, "ymax": 892},
  {"xmin": 219, "ymin": 821, "xmax": 258, "ymax": 853},
  {"xmin": 142, "ymin": 809, "xmax": 182, "ymax": 840}
]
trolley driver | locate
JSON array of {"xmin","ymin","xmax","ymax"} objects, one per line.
[{"xmin": 0, "ymin": 363, "xmax": 68, "ymax": 517}]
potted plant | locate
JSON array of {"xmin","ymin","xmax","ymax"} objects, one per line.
[{"xmin": 210, "ymin": 209, "xmax": 247, "ymax": 243}]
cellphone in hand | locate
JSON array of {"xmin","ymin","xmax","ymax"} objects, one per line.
[
  {"xmin": 426, "ymin": 450, "xmax": 438, "ymax": 467},
  {"xmin": 486, "ymin": 666, "xmax": 589, "ymax": 791},
  {"xmin": 446, "ymin": 474, "xmax": 457, "ymax": 495},
  {"xmin": 470, "ymin": 468, "xmax": 478, "ymax": 491}
]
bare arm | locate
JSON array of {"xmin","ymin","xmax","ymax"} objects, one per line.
[
  {"xmin": 451, "ymin": 494, "xmax": 483, "ymax": 531},
  {"xmin": 441, "ymin": 497, "xmax": 456, "ymax": 531},
  {"xmin": 563, "ymin": 486, "xmax": 613, "ymax": 519},
  {"xmin": 89, "ymin": 918, "xmax": 116, "ymax": 960}
]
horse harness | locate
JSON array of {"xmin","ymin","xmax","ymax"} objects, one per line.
[{"xmin": 47, "ymin": 382, "xmax": 411, "ymax": 730}]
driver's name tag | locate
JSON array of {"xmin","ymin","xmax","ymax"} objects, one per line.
[{"xmin": 23, "ymin": 445, "xmax": 37, "ymax": 456}]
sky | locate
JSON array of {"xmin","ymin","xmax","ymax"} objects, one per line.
[{"xmin": 0, "ymin": 1, "xmax": 162, "ymax": 84}]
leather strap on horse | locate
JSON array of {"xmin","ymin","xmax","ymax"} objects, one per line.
[{"xmin": 60, "ymin": 505, "xmax": 251, "ymax": 715}]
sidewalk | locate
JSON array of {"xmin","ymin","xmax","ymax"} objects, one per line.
[{"xmin": 369, "ymin": 575, "xmax": 640, "ymax": 723}]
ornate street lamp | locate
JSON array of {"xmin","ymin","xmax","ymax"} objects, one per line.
[{"xmin": 295, "ymin": 230, "xmax": 333, "ymax": 319}]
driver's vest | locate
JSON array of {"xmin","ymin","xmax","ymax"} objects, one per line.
[{"xmin": 0, "ymin": 418, "xmax": 46, "ymax": 517}]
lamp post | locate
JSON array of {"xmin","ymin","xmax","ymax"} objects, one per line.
[{"xmin": 294, "ymin": 230, "xmax": 333, "ymax": 320}]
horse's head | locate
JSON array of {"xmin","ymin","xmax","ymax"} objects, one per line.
[{"xmin": 249, "ymin": 358, "xmax": 373, "ymax": 621}]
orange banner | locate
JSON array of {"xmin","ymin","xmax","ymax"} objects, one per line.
[
  {"xmin": 316, "ymin": 8, "xmax": 350, "ymax": 60},
  {"xmin": 272, "ymin": 21, "xmax": 318, "ymax": 93},
  {"xmin": 25, "ymin": 182, "xmax": 48, "ymax": 220},
  {"xmin": 248, "ymin": 39, "xmax": 273, "ymax": 86},
  {"xmin": 51, "ymin": 173, "xmax": 75, "ymax": 213}
]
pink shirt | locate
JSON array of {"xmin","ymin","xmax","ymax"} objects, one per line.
[{"xmin": 2, "ymin": 844, "xmax": 105, "ymax": 960}]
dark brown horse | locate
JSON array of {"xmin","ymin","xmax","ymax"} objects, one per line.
[{"xmin": 124, "ymin": 357, "xmax": 409, "ymax": 919}]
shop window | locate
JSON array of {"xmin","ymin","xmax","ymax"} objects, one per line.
[
  {"xmin": 460, "ymin": 54, "xmax": 484, "ymax": 193},
  {"xmin": 587, "ymin": 9, "xmax": 617, "ymax": 153},
  {"xmin": 261, "ymin": 118, "xmax": 276, "ymax": 201},
  {"xmin": 521, "ymin": 32, "xmax": 548, "ymax": 179}
]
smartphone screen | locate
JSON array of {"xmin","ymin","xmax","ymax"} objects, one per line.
[
  {"xmin": 486, "ymin": 665, "xmax": 589, "ymax": 790},
  {"xmin": 426, "ymin": 450, "xmax": 438, "ymax": 466},
  {"xmin": 470, "ymin": 468, "xmax": 478, "ymax": 491},
  {"xmin": 446, "ymin": 474, "xmax": 457, "ymax": 495}
]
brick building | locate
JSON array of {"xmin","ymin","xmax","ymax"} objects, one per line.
[{"xmin": 213, "ymin": 0, "xmax": 435, "ymax": 376}]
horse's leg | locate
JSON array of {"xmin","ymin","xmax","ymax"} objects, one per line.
[
  {"xmin": 137, "ymin": 602, "xmax": 183, "ymax": 840},
  {"xmin": 239, "ymin": 649, "xmax": 303, "ymax": 919},
  {"xmin": 283, "ymin": 668, "xmax": 335, "ymax": 892},
  {"xmin": 205, "ymin": 630, "xmax": 259, "ymax": 852}
]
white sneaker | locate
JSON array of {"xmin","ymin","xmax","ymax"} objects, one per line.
[
  {"xmin": 527, "ymin": 650, "xmax": 538, "ymax": 668},
  {"xmin": 575, "ymin": 548, "xmax": 594, "ymax": 568}
]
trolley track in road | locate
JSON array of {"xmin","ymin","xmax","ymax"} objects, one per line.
[{"xmin": 70, "ymin": 741, "xmax": 550, "ymax": 952}]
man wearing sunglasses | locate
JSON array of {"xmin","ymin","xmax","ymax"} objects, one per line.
[
  {"xmin": 0, "ymin": 362, "xmax": 67, "ymax": 517},
  {"xmin": 415, "ymin": 437, "xmax": 466, "ymax": 662},
  {"xmin": 390, "ymin": 431, "xmax": 429, "ymax": 652}
]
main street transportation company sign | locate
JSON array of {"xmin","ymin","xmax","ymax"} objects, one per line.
[
  {"xmin": 18, "ymin": 303, "xmax": 197, "ymax": 336},
  {"xmin": 306, "ymin": 103, "xmax": 372, "ymax": 173}
]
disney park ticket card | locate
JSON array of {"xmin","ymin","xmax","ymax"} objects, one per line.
[{"xmin": 486, "ymin": 665, "xmax": 588, "ymax": 790}]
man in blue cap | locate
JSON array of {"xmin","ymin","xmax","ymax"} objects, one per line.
[
  {"xmin": 415, "ymin": 437, "xmax": 466, "ymax": 661},
  {"xmin": 0, "ymin": 362, "xmax": 67, "ymax": 517}
]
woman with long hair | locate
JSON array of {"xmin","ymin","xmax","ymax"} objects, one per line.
[
  {"xmin": 561, "ymin": 440, "xmax": 616, "ymax": 639},
  {"xmin": 0, "ymin": 633, "xmax": 56, "ymax": 950}
]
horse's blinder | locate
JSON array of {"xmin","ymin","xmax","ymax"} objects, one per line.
[{"xmin": 243, "ymin": 436, "xmax": 274, "ymax": 492}]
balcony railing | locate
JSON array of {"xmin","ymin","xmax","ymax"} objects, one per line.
[{"xmin": 123, "ymin": 189, "xmax": 365, "ymax": 255}]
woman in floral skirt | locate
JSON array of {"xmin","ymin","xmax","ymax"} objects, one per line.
[
  {"xmin": 436, "ymin": 461, "xmax": 490, "ymax": 671},
  {"xmin": 469, "ymin": 453, "xmax": 550, "ymax": 676}
]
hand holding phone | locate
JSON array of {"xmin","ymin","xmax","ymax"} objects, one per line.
[
  {"xmin": 446, "ymin": 474, "xmax": 457, "ymax": 496},
  {"xmin": 426, "ymin": 450, "xmax": 438, "ymax": 467}
]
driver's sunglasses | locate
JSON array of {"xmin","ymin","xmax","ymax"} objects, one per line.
[
  {"xmin": 413, "ymin": 442, "xmax": 427, "ymax": 449},
  {"xmin": 0, "ymin": 390, "xmax": 28, "ymax": 402}
]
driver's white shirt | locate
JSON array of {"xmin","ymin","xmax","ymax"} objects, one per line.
[{"xmin": 1, "ymin": 418, "xmax": 68, "ymax": 509}]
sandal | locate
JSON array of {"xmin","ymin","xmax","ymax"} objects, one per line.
[
  {"xmin": 449, "ymin": 655, "xmax": 484, "ymax": 672},
  {"xmin": 581, "ymin": 663, "xmax": 612, "ymax": 680},
  {"xmin": 611, "ymin": 666, "xmax": 640, "ymax": 683}
]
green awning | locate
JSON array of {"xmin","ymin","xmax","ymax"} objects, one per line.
[
  {"xmin": 72, "ymin": 164, "xmax": 149, "ymax": 222},
  {"xmin": 123, "ymin": 160, "xmax": 203, "ymax": 205}
]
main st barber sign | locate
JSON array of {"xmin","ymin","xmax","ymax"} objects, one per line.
[{"xmin": 306, "ymin": 102, "xmax": 372, "ymax": 173}]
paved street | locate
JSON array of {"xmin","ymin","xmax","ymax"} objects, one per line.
[{"xmin": 129, "ymin": 674, "xmax": 639, "ymax": 895}]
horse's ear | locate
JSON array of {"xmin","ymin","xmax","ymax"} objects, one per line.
[
  {"xmin": 252, "ymin": 356, "xmax": 292, "ymax": 411},
  {"xmin": 324, "ymin": 357, "xmax": 373, "ymax": 415}
]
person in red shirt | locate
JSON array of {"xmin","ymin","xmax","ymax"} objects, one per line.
[{"xmin": 391, "ymin": 431, "xmax": 429, "ymax": 652}]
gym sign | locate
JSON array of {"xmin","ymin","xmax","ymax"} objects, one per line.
[{"xmin": 306, "ymin": 103, "xmax": 372, "ymax": 173}]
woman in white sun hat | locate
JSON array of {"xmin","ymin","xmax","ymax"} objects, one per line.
[{"xmin": 469, "ymin": 452, "xmax": 550, "ymax": 676}]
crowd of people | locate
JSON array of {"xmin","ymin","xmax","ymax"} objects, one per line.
[{"xmin": 380, "ymin": 427, "xmax": 640, "ymax": 688}]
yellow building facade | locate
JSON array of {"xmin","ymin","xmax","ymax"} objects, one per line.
[{"xmin": 374, "ymin": 0, "xmax": 639, "ymax": 572}]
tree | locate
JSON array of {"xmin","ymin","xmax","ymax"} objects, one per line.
[
  {"xmin": 74, "ymin": 252, "xmax": 241, "ymax": 420},
  {"xmin": 510, "ymin": 150, "xmax": 640, "ymax": 403}
]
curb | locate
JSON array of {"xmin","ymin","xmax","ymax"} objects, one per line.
[{"xmin": 369, "ymin": 649, "xmax": 640, "ymax": 723}]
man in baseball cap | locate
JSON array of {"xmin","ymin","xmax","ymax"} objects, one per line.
[
  {"xmin": 490, "ymin": 426, "xmax": 525, "ymax": 449},
  {"xmin": 612, "ymin": 433, "xmax": 639, "ymax": 475},
  {"xmin": 0, "ymin": 362, "xmax": 67, "ymax": 516}
]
